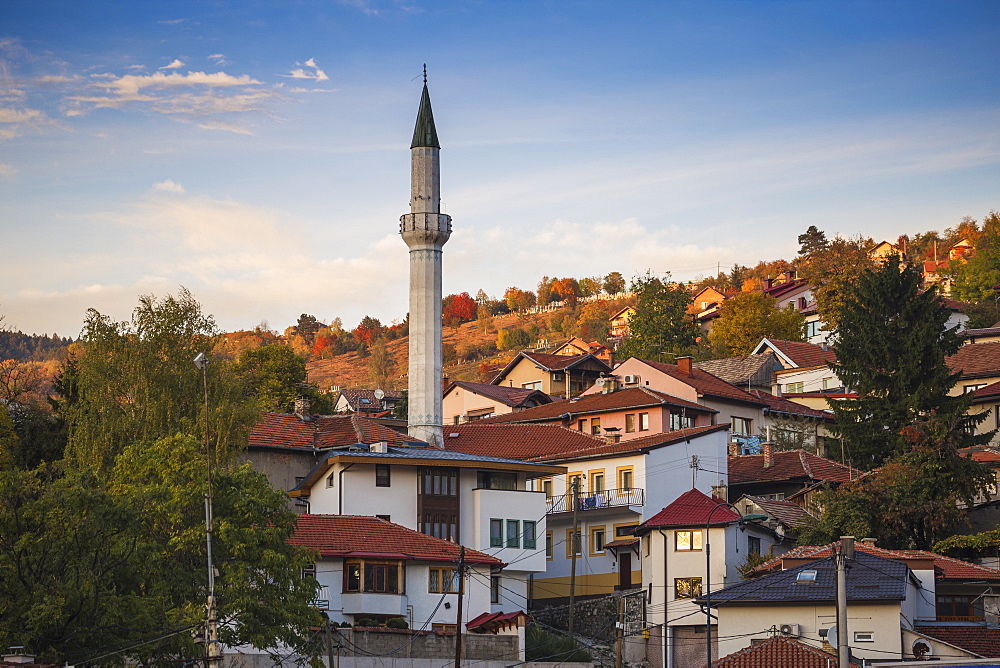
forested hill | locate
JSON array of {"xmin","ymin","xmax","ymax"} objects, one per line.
[{"xmin": 0, "ymin": 330, "xmax": 74, "ymax": 362}]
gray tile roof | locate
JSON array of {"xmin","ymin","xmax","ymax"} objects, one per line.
[
  {"xmin": 694, "ymin": 353, "xmax": 777, "ymax": 387},
  {"xmin": 704, "ymin": 551, "xmax": 910, "ymax": 606}
]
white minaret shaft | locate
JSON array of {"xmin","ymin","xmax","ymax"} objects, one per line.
[{"xmin": 400, "ymin": 79, "xmax": 451, "ymax": 447}]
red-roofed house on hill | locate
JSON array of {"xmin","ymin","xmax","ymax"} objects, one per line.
[
  {"xmin": 289, "ymin": 515, "xmax": 525, "ymax": 659},
  {"xmin": 751, "ymin": 338, "xmax": 841, "ymax": 403},
  {"xmin": 442, "ymin": 380, "xmax": 554, "ymax": 425},
  {"xmin": 634, "ymin": 489, "xmax": 784, "ymax": 668},
  {"xmin": 490, "ymin": 351, "xmax": 612, "ymax": 399},
  {"xmin": 726, "ymin": 447, "xmax": 860, "ymax": 503}
]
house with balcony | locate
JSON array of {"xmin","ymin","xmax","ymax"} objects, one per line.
[
  {"xmin": 473, "ymin": 385, "xmax": 717, "ymax": 440},
  {"xmin": 442, "ymin": 380, "xmax": 554, "ymax": 425},
  {"xmin": 634, "ymin": 489, "xmax": 782, "ymax": 668},
  {"xmin": 609, "ymin": 306, "xmax": 636, "ymax": 341},
  {"xmin": 490, "ymin": 351, "xmax": 612, "ymax": 399},
  {"xmin": 288, "ymin": 439, "xmax": 565, "ymax": 615},
  {"xmin": 442, "ymin": 422, "xmax": 732, "ymax": 607}
]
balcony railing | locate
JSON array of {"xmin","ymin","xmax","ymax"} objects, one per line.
[
  {"xmin": 546, "ymin": 487, "xmax": 644, "ymax": 514},
  {"xmin": 313, "ymin": 585, "xmax": 330, "ymax": 610}
]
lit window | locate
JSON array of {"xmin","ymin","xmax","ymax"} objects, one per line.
[
  {"xmin": 638, "ymin": 413, "xmax": 649, "ymax": 431},
  {"xmin": 675, "ymin": 530, "xmax": 703, "ymax": 551},
  {"xmin": 675, "ymin": 577, "xmax": 702, "ymax": 599}
]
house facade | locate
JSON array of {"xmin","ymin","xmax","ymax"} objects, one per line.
[
  {"xmin": 490, "ymin": 351, "xmax": 612, "ymax": 399},
  {"xmin": 442, "ymin": 380, "xmax": 553, "ymax": 425}
]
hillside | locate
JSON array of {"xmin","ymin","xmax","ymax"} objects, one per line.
[{"xmin": 306, "ymin": 309, "xmax": 574, "ymax": 393}]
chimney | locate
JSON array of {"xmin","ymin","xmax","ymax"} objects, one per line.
[
  {"xmin": 764, "ymin": 277, "xmax": 775, "ymax": 290},
  {"xmin": 676, "ymin": 356, "xmax": 693, "ymax": 376},
  {"xmin": 294, "ymin": 397, "xmax": 311, "ymax": 419},
  {"xmin": 603, "ymin": 428, "xmax": 621, "ymax": 444},
  {"xmin": 711, "ymin": 484, "xmax": 728, "ymax": 500},
  {"xmin": 762, "ymin": 442, "xmax": 774, "ymax": 468},
  {"xmin": 784, "ymin": 269, "xmax": 796, "ymax": 282}
]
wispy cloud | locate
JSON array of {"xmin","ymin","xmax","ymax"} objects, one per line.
[
  {"xmin": 208, "ymin": 54, "xmax": 228, "ymax": 65},
  {"xmin": 280, "ymin": 58, "xmax": 329, "ymax": 82},
  {"xmin": 0, "ymin": 161, "xmax": 17, "ymax": 175},
  {"xmin": 159, "ymin": 18, "xmax": 188, "ymax": 25},
  {"xmin": 153, "ymin": 179, "xmax": 185, "ymax": 193},
  {"xmin": 158, "ymin": 59, "xmax": 185, "ymax": 70}
]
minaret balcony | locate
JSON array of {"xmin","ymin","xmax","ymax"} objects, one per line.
[{"xmin": 400, "ymin": 212, "xmax": 452, "ymax": 246}]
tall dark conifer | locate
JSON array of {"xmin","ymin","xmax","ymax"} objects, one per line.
[{"xmin": 829, "ymin": 255, "xmax": 989, "ymax": 468}]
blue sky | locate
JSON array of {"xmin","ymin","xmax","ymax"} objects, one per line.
[{"xmin": 1, "ymin": 0, "xmax": 997, "ymax": 337}]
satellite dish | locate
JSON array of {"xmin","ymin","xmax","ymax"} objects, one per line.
[
  {"xmin": 374, "ymin": 389, "xmax": 385, "ymax": 400},
  {"xmin": 826, "ymin": 625, "xmax": 838, "ymax": 648},
  {"xmin": 596, "ymin": 377, "xmax": 607, "ymax": 386}
]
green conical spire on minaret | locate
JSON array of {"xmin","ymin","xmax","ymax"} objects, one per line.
[{"xmin": 410, "ymin": 66, "xmax": 440, "ymax": 149}]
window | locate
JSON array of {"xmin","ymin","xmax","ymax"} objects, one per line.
[
  {"xmin": 376, "ymin": 514, "xmax": 391, "ymax": 522},
  {"xmin": 429, "ymin": 567, "xmax": 459, "ymax": 593},
  {"xmin": 805, "ymin": 320, "xmax": 820, "ymax": 338},
  {"xmin": 675, "ymin": 577, "xmax": 702, "ymax": 599},
  {"xmin": 853, "ymin": 632, "xmax": 874, "ymax": 643},
  {"xmin": 822, "ymin": 377, "xmax": 835, "ymax": 390},
  {"xmin": 478, "ymin": 470, "xmax": 517, "ymax": 490},
  {"xmin": 490, "ymin": 519, "xmax": 503, "ymax": 547},
  {"xmin": 591, "ymin": 527, "xmax": 606, "ymax": 554},
  {"xmin": 506, "ymin": 520, "xmax": 520, "ymax": 548},
  {"xmin": 568, "ymin": 474, "xmax": 583, "ymax": 494},
  {"xmin": 422, "ymin": 468, "xmax": 457, "ymax": 496},
  {"xmin": 523, "ymin": 521, "xmax": 537, "ymax": 549},
  {"xmin": 615, "ymin": 524, "xmax": 638, "ymax": 537},
  {"xmin": 964, "ymin": 383, "xmax": 987, "ymax": 394},
  {"xmin": 625, "ymin": 414, "xmax": 636, "ymax": 433},
  {"xmin": 545, "ymin": 531, "xmax": 553, "ymax": 559},
  {"xmin": 591, "ymin": 472, "xmax": 605, "ymax": 493},
  {"xmin": 542, "ymin": 479, "xmax": 553, "ymax": 498},
  {"xmin": 522, "ymin": 381, "xmax": 542, "ymax": 391},
  {"xmin": 796, "ymin": 570, "xmax": 818, "ymax": 583},
  {"xmin": 675, "ymin": 530, "xmax": 703, "ymax": 551},
  {"xmin": 748, "ymin": 535, "xmax": 761, "ymax": 556},
  {"xmin": 638, "ymin": 412, "xmax": 649, "ymax": 431},
  {"xmin": 937, "ymin": 594, "xmax": 984, "ymax": 620},
  {"xmin": 785, "ymin": 382, "xmax": 804, "ymax": 394},
  {"xmin": 326, "ymin": 473, "xmax": 336, "ymax": 488},
  {"xmin": 345, "ymin": 559, "xmax": 403, "ymax": 594},
  {"xmin": 731, "ymin": 416, "xmax": 753, "ymax": 435},
  {"xmin": 590, "ymin": 417, "xmax": 601, "ymax": 435},
  {"xmin": 375, "ymin": 464, "xmax": 390, "ymax": 487},
  {"xmin": 491, "ymin": 575, "xmax": 502, "ymax": 604},
  {"xmin": 302, "ymin": 563, "xmax": 316, "ymax": 578},
  {"xmin": 578, "ymin": 419, "xmax": 586, "ymax": 432},
  {"xmin": 670, "ymin": 413, "xmax": 694, "ymax": 430},
  {"xmin": 618, "ymin": 468, "xmax": 633, "ymax": 490}
]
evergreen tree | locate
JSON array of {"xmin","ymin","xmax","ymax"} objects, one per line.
[
  {"xmin": 797, "ymin": 225, "xmax": 829, "ymax": 258},
  {"xmin": 829, "ymin": 256, "xmax": 990, "ymax": 468},
  {"xmin": 615, "ymin": 273, "xmax": 698, "ymax": 363}
]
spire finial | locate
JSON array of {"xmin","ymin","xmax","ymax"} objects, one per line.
[{"xmin": 423, "ymin": 64, "xmax": 427, "ymax": 85}]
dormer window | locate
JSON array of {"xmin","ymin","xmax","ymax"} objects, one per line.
[{"xmin": 796, "ymin": 570, "xmax": 818, "ymax": 583}]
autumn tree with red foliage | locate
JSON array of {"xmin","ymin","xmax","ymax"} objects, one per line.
[{"xmin": 442, "ymin": 292, "xmax": 477, "ymax": 328}]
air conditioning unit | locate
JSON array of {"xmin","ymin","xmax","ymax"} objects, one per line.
[
  {"xmin": 623, "ymin": 374, "xmax": 639, "ymax": 385},
  {"xmin": 779, "ymin": 623, "xmax": 800, "ymax": 637}
]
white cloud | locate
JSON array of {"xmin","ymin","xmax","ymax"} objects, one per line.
[
  {"xmin": 159, "ymin": 59, "xmax": 186, "ymax": 70},
  {"xmin": 159, "ymin": 18, "xmax": 188, "ymax": 25},
  {"xmin": 153, "ymin": 179, "xmax": 185, "ymax": 193},
  {"xmin": 0, "ymin": 162, "xmax": 17, "ymax": 175},
  {"xmin": 195, "ymin": 120, "xmax": 254, "ymax": 134},
  {"xmin": 280, "ymin": 58, "xmax": 329, "ymax": 82},
  {"xmin": 208, "ymin": 54, "xmax": 228, "ymax": 65}
]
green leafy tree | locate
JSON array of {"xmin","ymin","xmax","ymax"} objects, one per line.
[
  {"xmin": 497, "ymin": 327, "xmax": 532, "ymax": 351},
  {"xmin": 798, "ymin": 234, "xmax": 875, "ymax": 331},
  {"xmin": 0, "ymin": 403, "xmax": 66, "ymax": 470},
  {"xmin": 59, "ymin": 289, "xmax": 259, "ymax": 477},
  {"xmin": 829, "ymin": 256, "xmax": 989, "ymax": 468},
  {"xmin": 366, "ymin": 337, "xmax": 397, "ymax": 389},
  {"xmin": 234, "ymin": 344, "xmax": 331, "ymax": 414},
  {"xmin": 602, "ymin": 271, "xmax": 626, "ymax": 295},
  {"xmin": 708, "ymin": 292, "xmax": 805, "ymax": 356},
  {"xmin": 615, "ymin": 273, "xmax": 698, "ymax": 363},
  {"xmin": 951, "ymin": 211, "xmax": 1000, "ymax": 325}
]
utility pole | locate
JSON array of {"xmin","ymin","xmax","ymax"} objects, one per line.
[
  {"xmin": 454, "ymin": 546, "xmax": 465, "ymax": 668},
  {"xmin": 836, "ymin": 536, "xmax": 854, "ymax": 668},
  {"xmin": 614, "ymin": 594, "xmax": 625, "ymax": 668},
  {"xmin": 325, "ymin": 618, "xmax": 335, "ymax": 668},
  {"xmin": 568, "ymin": 477, "xmax": 581, "ymax": 640}
]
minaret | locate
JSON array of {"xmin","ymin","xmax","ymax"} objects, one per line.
[{"xmin": 400, "ymin": 69, "xmax": 451, "ymax": 447}]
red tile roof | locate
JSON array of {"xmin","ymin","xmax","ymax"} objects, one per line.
[
  {"xmin": 603, "ymin": 537, "xmax": 639, "ymax": 548},
  {"xmin": 289, "ymin": 515, "xmax": 501, "ymax": 565},
  {"xmin": 971, "ymin": 379, "xmax": 1000, "ymax": 400},
  {"xmin": 948, "ymin": 341, "xmax": 1000, "ymax": 380},
  {"xmin": 748, "ymin": 390, "xmax": 833, "ymax": 420},
  {"xmin": 476, "ymin": 386, "xmax": 714, "ymax": 425},
  {"xmin": 338, "ymin": 388, "xmax": 403, "ymax": 412},
  {"xmin": 753, "ymin": 542, "xmax": 1000, "ymax": 581},
  {"xmin": 442, "ymin": 423, "xmax": 729, "ymax": 464},
  {"xmin": 713, "ymin": 635, "xmax": 859, "ymax": 668},
  {"xmin": 639, "ymin": 488, "xmax": 741, "ymax": 529},
  {"xmin": 916, "ymin": 625, "xmax": 1000, "ymax": 658},
  {"xmin": 728, "ymin": 450, "xmax": 861, "ymax": 486},
  {"xmin": 758, "ymin": 339, "xmax": 837, "ymax": 368},
  {"xmin": 249, "ymin": 413, "xmax": 408, "ymax": 450},
  {"xmin": 447, "ymin": 380, "xmax": 555, "ymax": 409},
  {"xmin": 960, "ymin": 444, "xmax": 1000, "ymax": 463},
  {"xmin": 638, "ymin": 359, "xmax": 766, "ymax": 406}
]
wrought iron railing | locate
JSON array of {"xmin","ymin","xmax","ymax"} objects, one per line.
[
  {"xmin": 546, "ymin": 487, "xmax": 645, "ymax": 514},
  {"xmin": 313, "ymin": 585, "xmax": 330, "ymax": 610}
]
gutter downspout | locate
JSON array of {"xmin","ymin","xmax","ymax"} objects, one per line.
[{"xmin": 338, "ymin": 463, "xmax": 356, "ymax": 515}]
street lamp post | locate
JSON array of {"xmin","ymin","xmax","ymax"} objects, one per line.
[
  {"xmin": 704, "ymin": 503, "xmax": 766, "ymax": 668},
  {"xmin": 194, "ymin": 352, "xmax": 221, "ymax": 668}
]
